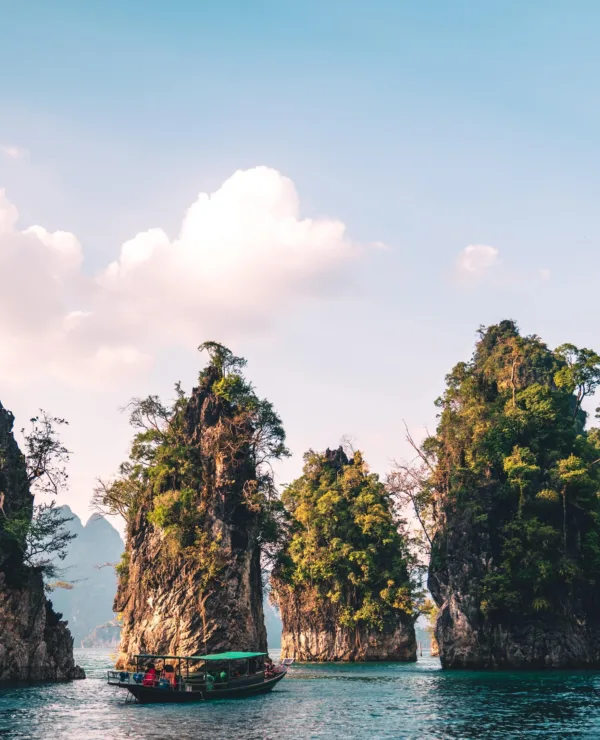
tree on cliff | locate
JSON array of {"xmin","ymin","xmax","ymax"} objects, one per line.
[
  {"xmin": 2, "ymin": 411, "xmax": 75, "ymax": 581},
  {"xmin": 427, "ymin": 320, "xmax": 600, "ymax": 623},
  {"xmin": 271, "ymin": 447, "xmax": 420, "ymax": 636}
]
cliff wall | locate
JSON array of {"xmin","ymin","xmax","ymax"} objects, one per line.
[
  {"xmin": 427, "ymin": 321, "xmax": 600, "ymax": 669},
  {"xmin": 429, "ymin": 538, "xmax": 600, "ymax": 669},
  {"xmin": 277, "ymin": 587, "xmax": 416, "ymax": 662},
  {"xmin": 114, "ymin": 356, "xmax": 272, "ymax": 667},
  {"xmin": 0, "ymin": 402, "xmax": 84, "ymax": 684}
]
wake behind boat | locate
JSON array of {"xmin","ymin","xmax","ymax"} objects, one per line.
[{"xmin": 107, "ymin": 651, "xmax": 292, "ymax": 703}]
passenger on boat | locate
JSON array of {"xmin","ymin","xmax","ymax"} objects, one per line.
[
  {"xmin": 142, "ymin": 663, "xmax": 157, "ymax": 686},
  {"xmin": 265, "ymin": 658, "xmax": 274, "ymax": 677},
  {"xmin": 163, "ymin": 665, "xmax": 177, "ymax": 687}
]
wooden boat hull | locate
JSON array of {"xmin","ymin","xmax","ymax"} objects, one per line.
[{"xmin": 117, "ymin": 670, "xmax": 287, "ymax": 704}]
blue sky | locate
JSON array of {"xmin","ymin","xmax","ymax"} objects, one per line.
[{"xmin": 1, "ymin": 1, "xmax": 599, "ymax": 523}]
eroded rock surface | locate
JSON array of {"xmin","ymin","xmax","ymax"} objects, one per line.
[
  {"xmin": 0, "ymin": 402, "xmax": 84, "ymax": 684},
  {"xmin": 277, "ymin": 589, "xmax": 416, "ymax": 662},
  {"xmin": 427, "ymin": 321, "xmax": 600, "ymax": 669},
  {"xmin": 114, "ymin": 362, "xmax": 269, "ymax": 667}
]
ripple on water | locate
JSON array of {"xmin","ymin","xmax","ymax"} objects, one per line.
[{"xmin": 1, "ymin": 650, "xmax": 600, "ymax": 739}]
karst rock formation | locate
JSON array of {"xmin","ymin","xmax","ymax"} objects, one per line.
[
  {"xmin": 114, "ymin": 349, "xmax": 281, "ymax": 668},
  {"xmin": 272, "ymin": 447, "xmax": 417, "ymax": 662},
  {"xmin": 428, "ymin": 321, "xmax": 600, "ymax": 669},
  {"xmin": 0, "ymin": 402, "xmax": 84, "ymax": 684}
]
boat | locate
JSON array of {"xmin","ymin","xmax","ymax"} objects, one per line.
[{"xmin": 107, "ymin": 651, "xmax": 293, "ymax": 703}]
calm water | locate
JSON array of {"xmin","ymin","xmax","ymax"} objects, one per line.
[{"xmin": 1, "ymin": 649, "xmax": 600, "ymax": 739}]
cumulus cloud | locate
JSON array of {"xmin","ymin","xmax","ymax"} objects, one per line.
[
  {"xmin": 0, "ymin": 145, "xmax": 29, "ymax": 161},
  {"xmin": 456, "ymin": 244, "xmax": 499, "ymax": 277},
  {"xmin": 0, "ymin": 167, "xmax": 363, "ymax": 386}
]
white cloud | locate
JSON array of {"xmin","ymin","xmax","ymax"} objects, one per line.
[
  {"xmin": 0, "ymin": 145, "xmax": 29, "ymax": 161},
  {"xmin": 0, "ymin": 167, "xmax": 363, "ymax": 386},
  {"xmin": 456, "ymin": 244, "xmax": 499, "ymax": 277},
  {"xmin": 539, "ymin": 267, "xmax": 551, "ymax": 281}
]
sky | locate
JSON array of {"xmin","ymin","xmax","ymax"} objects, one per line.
[{"xmin": 2, "ymin": 0, "xmax": 600, "ymax": 528}]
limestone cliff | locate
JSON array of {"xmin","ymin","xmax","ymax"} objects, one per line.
[
  {"xmin": 0, "ymin": 402, "xmax": 84, "ymax": 684},
  {"xmin": 113, "ymin": 346, "xmax": 286, "ymax": 667},
  {"xmin": 276, "ymin": 587, "xmax": 416, "ymax": 662},
  {"xmin": 272, "ymin": 447, "xmax": 417, "ymax": 662},
  {"xmin": 427, "ymin": 321, "xmax": 600, "ymax": 669}
]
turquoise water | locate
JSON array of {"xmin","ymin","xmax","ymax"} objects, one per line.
[{"xmin": 2, "ymin": 649, "xmax": 600, "ymax": 739}]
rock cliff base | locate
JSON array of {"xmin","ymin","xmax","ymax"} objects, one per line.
[
  {"xmin": 435, "ymin": 594, "xmax": 600, "ymax": 669},
  {"xmin": 0, "ymin": 571, "xmax": 85, "ymax": 684},
  {"xmin": 281, "ymin": 623, "xmax": 417, "ymax": 662}
]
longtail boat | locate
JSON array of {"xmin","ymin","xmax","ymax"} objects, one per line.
[{"xmin": 107, "ymin": 651, "xmax": 292, "ymax": 703}]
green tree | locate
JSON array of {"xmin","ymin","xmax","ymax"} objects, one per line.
[
  {"xmin": 3, "ymin": 411, "xmax": 76, "ymax": 581},
  {"xmin": 555, "ymin": 344, "xmax": 600, "ymax": 420},
  {"xmin": 272, "ymin": 447, "xmax": 420, "ymax": 631},
  {"xmin": 428, "ymin": 320, "xmax": 600, "ymax": 619}
]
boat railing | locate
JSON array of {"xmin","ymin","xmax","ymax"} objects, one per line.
[
  {"xmin": 108, "ymin": 670, "xmax": 135, "ymax": 686},
  {"xmin": 107, "ymin": 670, "xmax": 184, "ymax": 691}
]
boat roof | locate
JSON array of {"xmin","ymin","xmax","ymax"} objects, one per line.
[
  {"xmin": 201, "ymin": 651, "xmax": 267, "ymax": 661},
  {"xmin": 133, "ymin": 651, "xmax": 267, "ymax": 661}
]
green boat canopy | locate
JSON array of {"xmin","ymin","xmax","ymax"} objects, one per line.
[
  {"xmin": 200, "ymin": 652, "xmax": 267, "ymax": 661},
  {"xmin": 133, "ymin": 652, "xmax": 266, "ymax": 661}
]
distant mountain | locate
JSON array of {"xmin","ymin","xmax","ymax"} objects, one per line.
[
  {"xmin": 50, "ymin": 506, "xmax": 124, "ymax": 646},
  {"xmin": 81, "ymin": 619, "xmax": 121, "ymax": 648}
]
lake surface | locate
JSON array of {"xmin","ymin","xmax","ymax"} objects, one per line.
[{"xmin": 2, "ymin": 649, "xmax": 600, "ymax": 739}]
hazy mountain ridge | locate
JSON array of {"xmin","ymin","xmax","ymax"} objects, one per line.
[{"xmin": 52, "ymin": 506, "xmax": 124, "ymax": 646}]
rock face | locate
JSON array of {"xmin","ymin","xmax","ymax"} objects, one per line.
[
  {"xmin": 277, "ymin": 590, "xmax": 416, "ymax": 661},
  {"xmin": 0, "ymin": 402, "xmax": 84, "ymax": 684},
  {"xmin": 430, "ymin": 588, "xmax": 600, "ymax": 669},
  {"xmin": 427, "ymin": 321, "xmax": 600, "ymax": 669},
  {"xmin": 114, "ymin": 363, "xmax": 269, "ymax": 668}
]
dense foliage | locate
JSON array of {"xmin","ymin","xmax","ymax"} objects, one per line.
[
  {"xmin": 272, "ymin": 447, "xmax": 419, "ymax": 631},
  {"xmin": 428, "ymin": 320, "xmax": 600, "ymax": 618},
  {"xmin": 95, "ymin": 342, "xmax": 289, "ymax": 582}
]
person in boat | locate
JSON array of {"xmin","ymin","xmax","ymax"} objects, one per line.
[
  {"xmin": 163, "ymin": 664, "xmax": 177, "ymax": 688},
  {"xmin": 142, "ymin": 663, "xmax": 157, "ymax": 686},
  {"xmin": 265, "ymin": 657, "xmax": 274, "ymax": 677}
]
